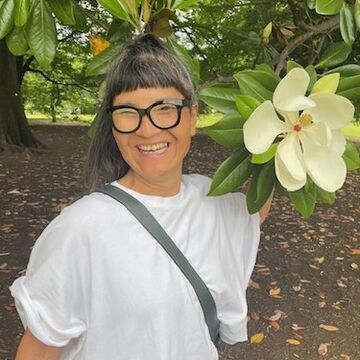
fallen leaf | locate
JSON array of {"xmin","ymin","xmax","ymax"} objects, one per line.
[
  {"xmin": 319, "ymin": 301, "xmax": 326, "ymax": 308},
  {"xmin": 319, "ymin": 324, "xmax": 339, "ymax": 332},
  {"xmin": 250, "ymin": 333, "xmax": 265, "ymax": 344},
  {"xmin": 250, "ymin": 312, "xmax": 260, "ymax": 321},
  {"xmin": 351, "ymin": 249, "xmax": 360, "ymax": 255},
  {"xmin": 291, "ymin": 324, "xmax": 306, "ymax": 331},
  {"xmin": 269, "ymin": 312, "xmax": 282, "ymax": 322},
  {"xmin": 269, "ymin": 321, "xmax": 280, "ymax": 331},
  {"xmin": 248, "ymin": 279, "xmax": 260, "ymax": 289},
  {"xmin": 351, "ymin": 263, "xmax": 358, "ymax": 270},
  {"xmin": 318, "ymin": 343, "xmax": 330, "ymax": 356},
  {"xmin": 314, "ymin": 256, "xmax": 325, "ymax": 264},
  {"xmin": 340, "ymin": 354, "xmax": 351, "ymax": 360},
  {"xmin": 286, "ymin": 339, "xmax": 301, "ymax": 345},
  {"xmin": 269, "ymin": 287, "xmax": 281, "ymax": 296}
]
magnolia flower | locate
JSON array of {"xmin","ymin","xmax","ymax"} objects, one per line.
[{"xmin": 243, "ymin": 68, "xmax": 355, "ymax": 192}]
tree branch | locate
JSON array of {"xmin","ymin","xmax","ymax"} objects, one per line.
[
  {"xmin": 28, "ymin": 67, "xmax": 97, "ymax": 93},
  {"xmin": 275, "ymin": 15, "xmax": 340, "ymax": 74}
]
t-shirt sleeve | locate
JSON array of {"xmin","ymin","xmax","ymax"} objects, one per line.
[
  {"xmin": 217, "ymin": 191, "xmax": 261, "ymax": 344},
  {"xmin": 10, "ymin": 210, "xmax": 89, "ymax": 347}
]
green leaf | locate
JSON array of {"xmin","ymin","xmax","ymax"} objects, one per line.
[
  {"xmin": 355, "ymin": 0, "xmax": 360, "ymax": 31},
  {"xmin": 251, "ymin": 143, "xmax": 279, "ymax": 164},
  {"xmin": 337, "ymin": 75, "xmax": 360, "ymax": 100},
  {"xmin": 172, "ymin": 0, "xmax": 199, "ymax": 10},
  {"xmin": 5, "ymin": 26, "xmax": 28, "ymax": 55},
  {"xmin": 316, "ymin": 0, "xmax": 343, "ymax": 15},
  {"xmin": 315, "ymin": 42, "xmax": 352, "ymax": 69},
  {"xmin": 201, "ymin": 128, "xmax": 244, "ymax": 149},
  {"xmin": 73, "ymin": 2, "xmax": 88, "ymax": 31},
  {"xmin": 0, "ymin": 0, "xmax": 15, "ymax": 39},
  {"xmin": 340, "ymin": 3, "xmax": 356, "ymax": 46},
  {"xmin": 326, "ymin": 64, "xmax": 360, "ymax": 77},
  {"xmin": 86, "ymin": 43, "xmax": 122, "ymax": 76},
  {"xmin": 287, "ymin": 60, "xmax": 302, "ymax": 72},
  {"xmin": 234, "ymin": 71, "xmax": 275, "ymax": 102},
  {"xmin": 47, "ymin": 0, "xmax": 75, "ymax": 25},
  {"xmin": 97, "ymin": 0, "xmax": 129, "ymax": 21},
  {"xmin": 246, "ymin": 161, "xmax": 276, "ymax": 214},
  {"xmin": 288, "ymin": 186, "xmax": 316, "ymax": 218},
  {"xmin": 343, "ymin": 140, "xmax": 360, "ymax": 170},
  {"xmin": 167, "ymin": 36, "xmax": 200, "ymax": 83},
  {"xmin": 26, "ymin": 1, "xmax": 57, "ymax": 68},
  {"xmin": 305, "ymin": 65, "xmax": 318, "ymax": 89},
  {"xmin": 208, "ymin": 149, "xmax": 251, "ymax": 196},
  {"xmin": 14, "ymin": 0, "xmax": 30, "ymax": 27},
  {"xmin": 206, "ymin": 113, "xmax": 245, "ymax": 130},
  {"xmin": 316, "ymin": 186, "xmax": 336, "ymax": 204},
  {"xmin": 199, "ymin": 87, "xmax": 240, "ymax": 114},
  {"xmin": 235, "ymin": 95, "xmax": 261, "ymax": 121},
  {"xmin": 255, "ymin": 64, "xmax": 280, "ymax": 81}
]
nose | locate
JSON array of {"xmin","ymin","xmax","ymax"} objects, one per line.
[{"xmin": 135, "ymin": 113, "xmax": 162, "ymax": 137}]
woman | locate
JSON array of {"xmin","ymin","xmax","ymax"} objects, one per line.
[{"xmin": 10, "ymin": 34, "xmax": 272, "ymax": 359}]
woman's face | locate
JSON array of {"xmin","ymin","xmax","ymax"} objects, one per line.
[{"xmin": 111, "ymin": 87, "xmax": 197, "ymax": 193}]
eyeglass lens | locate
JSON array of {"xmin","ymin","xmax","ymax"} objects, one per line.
[{"xmin": 112, "ymin": 103, "xmax": 179, "ymax": 132}]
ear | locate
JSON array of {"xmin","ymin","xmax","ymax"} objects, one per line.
[{"xmin": 190, "ymin": 102, "xmax": 198, "ymax": 136}]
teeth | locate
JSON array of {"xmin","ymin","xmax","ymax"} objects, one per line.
[{"xmin": 138, "ymin": 142, "xmax": 168, "ymax": 152}]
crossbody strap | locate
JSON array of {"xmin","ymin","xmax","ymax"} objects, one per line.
[{"xmin": 95, "ymin": 184, "xmax": 220, "ymax": 345}]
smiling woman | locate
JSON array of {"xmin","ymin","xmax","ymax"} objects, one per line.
[{"xmin": 10, "ymin": 34, "xmax": 271, "ymax": 360}]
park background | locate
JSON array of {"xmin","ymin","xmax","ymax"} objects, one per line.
[{"xmin": 0, "ymin": 0, "xmax": 359, "ymax": 359}]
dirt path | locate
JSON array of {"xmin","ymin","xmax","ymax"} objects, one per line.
[{"xmin": 0, "ymin": 125, "xmax": 359, "ymax": 359}]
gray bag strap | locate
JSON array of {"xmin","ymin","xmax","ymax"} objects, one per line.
[{"xmin": 95, "ymin": 184, "xmax": 220, "ymax": 345}]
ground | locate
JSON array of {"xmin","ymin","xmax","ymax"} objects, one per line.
[{"xmin": 0, "ymin": 124, "xmax": 359, "ymax": 360}]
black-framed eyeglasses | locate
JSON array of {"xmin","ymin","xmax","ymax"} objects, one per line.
[{"xmin": 108, "ymin": 99, "xmax": 192, "ymax": 134}]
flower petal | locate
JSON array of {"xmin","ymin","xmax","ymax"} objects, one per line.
[
  {"xmin": 300, "ymin": 122, "xmax": 332, "ymax": 148},
  {"xmin": 330, "ymin": 130, "xmax": 347, "ymax": 155},
  {"xmin": 243, "ymin": 101, "xmax": 288, "ymax": 154},
  {"xmin": 301, "ymin": 136, "xmax": 347, "ymax": 192},
  {"xmin": 273, "ymin": 68, "xmax": 316, "ymax": 112},
  {"xmin": 275, "ymin": 132, "xmax": 307, "ymax": 191},
  {"xmin": 306, "ymin": 93, "xmax": 355, "ymax": 130}
]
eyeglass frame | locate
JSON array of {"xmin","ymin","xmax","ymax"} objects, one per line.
[{"xmin": 108, "ymin": 98, "xmax": 192, "ymax": 134}]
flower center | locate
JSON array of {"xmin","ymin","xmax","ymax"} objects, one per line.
[{"xmin": 293, "ymin": 114, "xmax": 313, "ymax": 132}]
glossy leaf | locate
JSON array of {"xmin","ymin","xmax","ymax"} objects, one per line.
[
  {"xmin": 172, "ymin": 0, "xmax": 199, "ymax": 10},
  {"xmin": 208, "ymin": 149, "xmax": 251, "ymax": 196},
  {"xmin": 73, "ymin": 2, "xmax": 88, "ymax": 31},
  {"xmin": 255, "ymin": 64, "xmax": 280, "ymax": 81},
  {"xmin": 97, "ymin": 0, "xmax": 129, "ymax": 21},
  {"xmin": 316, "ymin": 0, "xmax": 343, "ymax": 15},
  {"xmin": 307, "ymin": 0, "xmax": 316, "ymax": 10},
  {"xmin": 287, "ymin": 60, "xmax": 302, "ymax": 72},
  {"xmin": 199, "ymin": 87, "xmax": 240, "ymax": 113},
  {"xmin": 234, "ymin": 71, "xmax": 274, "ymax": 102},
  {"xmin": 326, "ymin": 64, "xmax": 360, "ymax": 77},
  {"xmin": 340, "ymin": 3, "xmax": 355, "ymax": 45},
  {"xmin": 355, "ymin": 0, "xmax": 360, "ymax": 31},
  {"xmin": 0, "ymin": 0, "xmax": 15, "ymax": 39},
  {"xmin": 47, "ymin": 0, "xmax": 76, "ymax": 25},
  {"xmin": 316, "ymin": 186, "xmax": 336, "ymax": 204},
  {"xmin": 206, "ymin": 113, "xmax": 245, "ymax": 130},
  {"xmin": 26, "ymin": 1, "xmax": 57, "ymax": 68},
  {"xmin": 86, "ymin": 43, "xmax": 122, "ymax": 76},
  {"xmin": 6, "ymin": 26, "xmax": 28, "ymax": 55},
  {"xmin": 315, "ymin": 42, "xmax": 352, "ymax": 69},
  {"xmin": 246, "ymin": 161, "xmax": 276, "ymax": 214},
  {"xmin": 14, "ymin": 0, "xmax": 30, "ymax": 27},
  {"xmin": 288, "ymin": 186, "xmax": 316, "ymax": 218},
  {"xmin": 343, "ymin": 141, "xmax": 360, "ymax": 170},
  {"xmin": 235, "ymin": 95, "xmax": 261, "ymax": 121},
  {"xmin": 251, "ymin": 143, "xmax": 279, "ymax": 164},
  {"xmin": 337, "ymin": 75, "xmax": 360, "ymax": 92},
  {"xmin": 305, "ymin": 65, "xmax": 318, "ymax": 89},
  {"xmin": 201, "ymin": 128, "xmax": 244, "ymax": 149}
]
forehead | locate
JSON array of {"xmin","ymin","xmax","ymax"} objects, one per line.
[{"xmin": 113, "ymin": 87, "xmax": 184, "ymax": 107}]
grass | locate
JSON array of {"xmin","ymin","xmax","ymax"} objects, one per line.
[{"xmin": 27, "ymin": 111, "xmax": 94, "ymax": 123}]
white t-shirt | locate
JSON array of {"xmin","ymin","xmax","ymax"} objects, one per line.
[{"xmin": 10, "ymin": 174, "xmax": 260, "ymax": 360}]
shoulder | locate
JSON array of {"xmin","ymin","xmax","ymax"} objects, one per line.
[{"xmin": 182, "ymin": 174, "xmax": 212, "ymax": 195}]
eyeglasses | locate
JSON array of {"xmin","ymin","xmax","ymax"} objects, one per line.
[{"xmin": 109, "ymin": 99, "xmax": 191, "ymax": 134}]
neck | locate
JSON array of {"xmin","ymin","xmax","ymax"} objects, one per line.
[{"xmin": 118, "ymin": 169, "xmax": 182, "ymax": 197}]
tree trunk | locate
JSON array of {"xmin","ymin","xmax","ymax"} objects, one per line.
[{"xmin": 0, "ymin": 39, "xmax": 41, "ymax": 151}]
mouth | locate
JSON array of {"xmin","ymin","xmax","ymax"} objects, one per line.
[{"xmin": 136, "ymin": 142, "xmax": 170, "ymax": 155}]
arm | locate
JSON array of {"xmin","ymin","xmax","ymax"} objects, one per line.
[
  {"xmin": 15, "ymin": 330, "xmax": 63, "ymax": 360},
  {"xmin": 259, "ymin": 188, "xmax": 274, "ymax": 225}
]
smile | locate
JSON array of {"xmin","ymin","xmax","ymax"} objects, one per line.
[{"xmin": 137, "ymin": 142, "xmax": 169, "ymax": 154}]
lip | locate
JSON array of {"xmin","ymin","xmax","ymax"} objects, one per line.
[{"xmin": 135, "ymin": 142, "xmax": 170, "ymax": 156}]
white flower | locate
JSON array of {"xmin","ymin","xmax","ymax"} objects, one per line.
[{"xmin": 243, "ymin": 68, "xmax": 354, "ymax": 192}]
